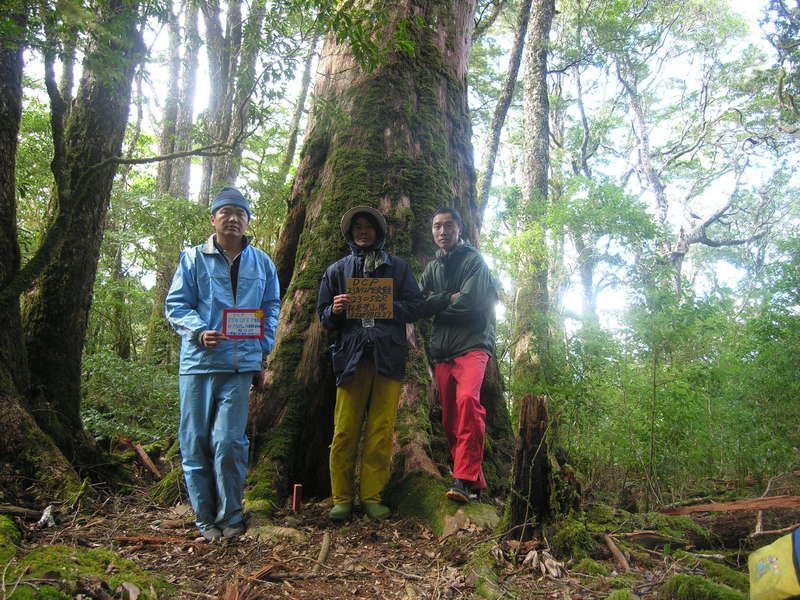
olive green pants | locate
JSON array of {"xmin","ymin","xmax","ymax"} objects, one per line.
[{"xmin": 329, "ymin": 361, "xmax": 401, "ymax": 505}]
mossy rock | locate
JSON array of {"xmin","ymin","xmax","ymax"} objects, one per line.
[
  {"xmin": 660, "ymin": 573, "xmax": 746, "ymax": 600},
  {"xmin": 607, "ymin": 590, "xmax": 637, "ymax": 600},
  {"xmin": 385, "ymin": 471, "xmax": 497, "ymax": 536},
  {"xmin": 466, "ymin": 542, "xmax": 503, "ymax": 599},
  {"xmin": 616, "ymin": 540, "xmax": 657, "ymax": 569},
  {"xmin": 148, "ymin": 466, "xmax": 185, "ymax": 505},
  {"xmin": 673, "ymin": 551, "xmax": 749, "ymax": 593},
  {"xmin": 550, "ymin": 517, "xmax": 595, "ymax": 560},
  {"xmin": 573, "ymin": 557, "xmax": 609, "ymax": 576},
  {"xmin": 634, "ymin": 513, "xmax": 710, "ymax": 547},
  {"xmin": 9, "ymin": 544, "xmax": 173, "ymax": 599},
  {"xmin": 0, "ymin": 515, "xmax": 20, "ymax": 564},
  {"xmin": 585, "ymin": 502, "xmax": 616, "ymax": 524},
  {"xmin": 609, "ymin": 574, "xmax": 637, "ymax": 589}
]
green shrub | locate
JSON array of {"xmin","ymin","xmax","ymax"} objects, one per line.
[{"xmin": 82, "ymin": 351, "xmax": 178, "ymax": 444}]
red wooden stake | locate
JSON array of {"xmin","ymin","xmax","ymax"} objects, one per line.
[{"xmin": 292, "ymin": 484, "xmax": 302, "ymax": 513}]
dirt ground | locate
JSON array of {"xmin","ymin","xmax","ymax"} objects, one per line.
[{"xmin": 12, "ymin": 485, "xmax": 768, "ymax": 600}]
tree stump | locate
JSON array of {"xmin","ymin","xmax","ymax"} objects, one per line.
[{"xmin": 508, "ymin": 394, "xmax": 580, "ymax": 541}]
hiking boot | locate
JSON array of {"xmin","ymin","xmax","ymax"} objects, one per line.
[
  {"xmin": 222, "ymin": 522, "xmax": 246, "ymax": 539},
  {"xmin": 363, "ymin": 503, "xmax": 390, "ymax": 520},
  {"xmin": 200, "ymin": 526, "xmax": 222, "ymax": 541},
  {"xmin": 329, "ymin": 503, "xmax": 352, "ymax": 521},
  {"xmin": 446, "ymin": 479, "xmax": 471, "ymax": 503}
]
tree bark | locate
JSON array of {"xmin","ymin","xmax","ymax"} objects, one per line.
[
  {"xmin": 476, "ymin": 0, "xmax": 533, "ymax": 224},
  {"xmin": 508, "ymin": 395, "xmax": 580, "ymax": 541},
  {"xmin": 275, "ymin": 32, "xmax": 320, "ymax": 191},
  {"xmin": 0, "ymin": 5, "xmax": 80, "ymax": 503},
  {"xmin": 511, "ymin": 0, "xmax": 555, "ymax": 388},
  {"xmin": 199, "ymin": 0, "xmax": 267, "ymax": 205},
  {"xmin": 23, "ymin": 0, "xmax": 144, "ymax": 463},
  {"xmin": 249, "ymin": 0, "xmax": 513, "ymax": 509},
  {"xmin": 144, "ymin": 0, "xmax": 200, "ymax": 364}
]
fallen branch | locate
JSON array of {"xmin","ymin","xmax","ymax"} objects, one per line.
[
  {"xmin": 111, "ymin": 534, "xmax": 200, "ymax": 545},
  {"xmin": 312, "ymin": 531, "xmax": 331, "ymax": 575},
  {"xmin": 661, "ymin": 495, "xmax": 800, "ymax": 515},
  {"xmin": 603, "ymin": 534, "xmax": 630, "ymax": 572},
  {"xmin": 120, "ymin": 438, "xmax": 163, "ymax": 479},
  {"xmin": 748, "ymin": 523, "xmax": 800, "ymax": 539},
  {"xmin": 0, "ymin": 505, "xmax": 41, "ymax": 519}
]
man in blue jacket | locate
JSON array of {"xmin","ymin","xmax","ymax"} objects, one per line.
[
  {"xmin": 166, "ymin": 187, "xmax": 280, "ymax": 541},
  {"xmin": 317, "ymin": 206, "xmax": 424, "ymax": 521}
]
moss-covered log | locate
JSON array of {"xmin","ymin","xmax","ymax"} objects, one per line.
[{"xmin": 248, "ymin": 0, "xmax": 513, "ymax": 514}]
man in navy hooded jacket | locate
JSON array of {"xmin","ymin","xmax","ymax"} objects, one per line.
[
  {"xmin": 166, "ymin": 187, "xmax": 280, "ymax": 541},
  {"xmin": 317, "ymin": 206, "xmax": 424, "ymax": 521}
]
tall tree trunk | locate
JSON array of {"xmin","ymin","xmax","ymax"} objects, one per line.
[
  {"xmin": 249, "ymin": 0, "xmax": 513, "ymax": 513},
  {"xmin": 199, "ymin": 0, "xmax": 267, "ymax": 204},
  {"xmin": 511, "ymin": 0, "xmax": 554, "ymax": 388},
  {"xmin": 275, "ymin": 32, "xmax": 320, "ymax": 190},
  {"xmin": 144, "ymin": 0, "xmax": 200, "ymax": 364},
  {"xmin": 23, "ymin": 0, "xmax": 143, "ymax": 463},
  {"xmin": 476, "ymin": 0, "xmax": 533, "ymax": 223},
  {"xmin": 508, "ymin": 0, "xmax": 568, "ymax": 534},
  {"xmin": 0, "ymin": 6, "xmax": 80, "ymax": 503}
]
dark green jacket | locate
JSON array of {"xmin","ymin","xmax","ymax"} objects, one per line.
[{"xmin": 419, "ymin": 242, "xmax": 496, "ymax": 362}]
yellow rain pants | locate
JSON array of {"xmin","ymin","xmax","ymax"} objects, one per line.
[{"xmin": 329, "ymin": 360, "xmax": 401, "ymax": 505}]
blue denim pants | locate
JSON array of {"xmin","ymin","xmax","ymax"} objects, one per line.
[{"xmin": 179, "ymin": 372, "xmax": 252, "ymax": 531}]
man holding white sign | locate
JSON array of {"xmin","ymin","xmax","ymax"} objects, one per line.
[
  {"xmin": 317, "ymin": 206, "xmax": 424, "ymax": 521},
  {"xmin": 165, "ymin": 187, "xmax": 280, "ymax": 541}
]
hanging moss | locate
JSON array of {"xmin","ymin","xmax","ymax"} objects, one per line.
[{"xmin": 660, "ymin": 574, "xmax": 746, "ymax": 600}]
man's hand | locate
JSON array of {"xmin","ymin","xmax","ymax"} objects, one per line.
[
  {"xmin": 200, "ymin": 330, "xmax": 230, "ymax": 348},
  {"xmin": 449, "ymin": 292, "xmax": 461, "ymax": 304},
  {"xmin": 332, "ymin": 294, "xmax": 351, "ymax": 315}
]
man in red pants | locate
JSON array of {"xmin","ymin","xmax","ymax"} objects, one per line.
[{"xmin": 420, "ymin": 208, "xmax": 496, "ymax": 503}]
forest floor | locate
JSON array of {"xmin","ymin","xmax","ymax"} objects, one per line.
[{"xmin": 10, "ymin": 473, "xmax": 800, "ymax": 600}]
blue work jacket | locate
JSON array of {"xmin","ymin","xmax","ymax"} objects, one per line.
[
  {"xmin": 165, "ymin": 235, "xmax": 281, "ymax": 375},
  {"xmin": 317, "ymin": 250, "xmax": 424, "ymax": 386}
]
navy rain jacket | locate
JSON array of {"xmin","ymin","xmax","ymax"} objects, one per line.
[{"xmin": 317, "ymin": 237, "xmax": 424, "ymax": 387}]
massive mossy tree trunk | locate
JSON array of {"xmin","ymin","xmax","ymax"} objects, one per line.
[
  {"xmin": 249, "ymin": 0, "xmax": 513, "ymax": 511},
  {"xmin": 0, "ymin": 6, "xmax": 80, "ymax": 504},
  {"xmin": 22, "ymin": 1, "xmax": 144, "ymax": 464}
]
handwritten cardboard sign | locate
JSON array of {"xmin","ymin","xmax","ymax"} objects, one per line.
[
  {"xmin": 223, "ymin": 309, "xmax": 264, "ymax": 338},
  {"xmin": 346, "ymin": 277, "xmax": 393, "ymax": 320}
]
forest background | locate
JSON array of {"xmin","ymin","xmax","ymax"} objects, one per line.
[{"xmin": 1, "ymin": 0, "xmax": 799, "ymax": 517}]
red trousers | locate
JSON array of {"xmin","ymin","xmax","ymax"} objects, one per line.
[{"xmin": 435, "ymin": 351, "xmax": 490, "ymax": 489}]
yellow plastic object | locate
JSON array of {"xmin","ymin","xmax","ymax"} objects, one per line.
[{"xmin": 749, "ymin": 528, "xmax": 800, "ymax": 600}]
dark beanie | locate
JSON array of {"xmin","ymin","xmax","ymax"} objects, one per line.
[{"xmin": 210, "ymin": 187, "xmax": 251, "ymax": 218}]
